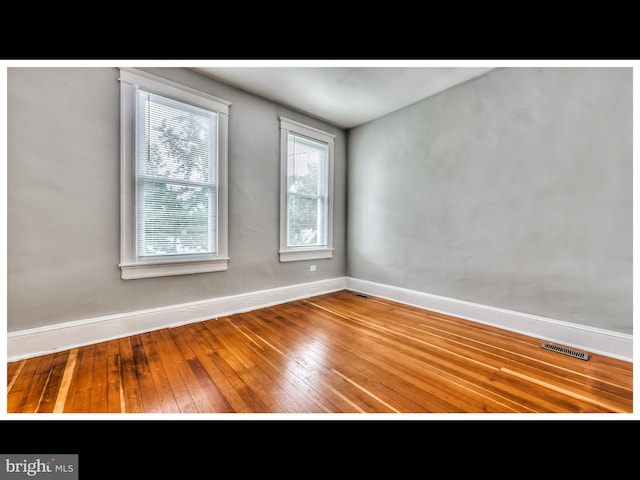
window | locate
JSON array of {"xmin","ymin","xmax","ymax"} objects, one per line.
[
  {"xmin": 279, "ymin": 117, "xmax": 335, "ymax": 262},
  {"xmin": 119, "ymin": 68, "xmax": 230, "ymax": 279}
]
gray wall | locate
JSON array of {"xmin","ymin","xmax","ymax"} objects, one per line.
[
  {"xmin": 7, "ymin": 67, "xmax": 347, "ymax": 332},
  {"xmin": 8, "ymin": 66, "xmax": 633, "ymax": 337},
  {"xmin": 348, "ymin": 67, "xmax": 632, "ymax": 334}
]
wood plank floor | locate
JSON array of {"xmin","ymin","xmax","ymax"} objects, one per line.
[{"xmin": 6, "ymin": 290, "xmax": 633, "ymax": 414}]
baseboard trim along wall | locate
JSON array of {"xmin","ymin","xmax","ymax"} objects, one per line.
[
  {"xmin": 7, "ymin": 277, "xmax": 347, "ymax": 362},
  {"xmin": 8, "ymin": 276, "xmax": 633, "ymax": 363},
  {"xmin": 345, "ymin": 278, "xmax": 633, "ymax": 363}
]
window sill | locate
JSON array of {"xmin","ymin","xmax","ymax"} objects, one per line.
[
  {"xmin": 279, "ymin": 248, "xmax": 333, "ymax": 263},
  {"xmin": 119, "ymin": 257, "xmax": 229, "ymax": 279}
]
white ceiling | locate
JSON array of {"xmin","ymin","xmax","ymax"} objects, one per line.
[{"xmin": 191, "ymin": 66, "xmax": 496, "ymax": 129}]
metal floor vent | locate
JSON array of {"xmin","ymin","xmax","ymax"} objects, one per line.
[{"xmin": 541, "ymin": 342, "xmax": 589, "ymax": 361}]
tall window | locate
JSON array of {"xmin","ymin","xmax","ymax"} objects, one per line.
[
  {"xmin": 279, "ymin": 117, "xmax": 335, "ymax": 262},
  {"xmin": 119, "ymin": 68, "xmax": 230, "ymax": 279}
]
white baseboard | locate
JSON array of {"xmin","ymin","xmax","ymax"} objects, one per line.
[
  {"xmin": 345, "ymin": 277, "xmax": 633, "ymax": 362},
  {"xmin": 7, "ymin": 277, "xmax": 347, "ymax": 361},
  {"xmin": 8, "ymin": 275, "xmax": 632, "ymax": 363}
]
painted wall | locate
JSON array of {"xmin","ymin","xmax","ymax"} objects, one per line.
[
  {"xmin": 347, "ymin": 67, "xmax": 632, "ymax": 334},
  {"xmin": 7, "ymin": 67, "xmax": 347, "ymax": 332}
]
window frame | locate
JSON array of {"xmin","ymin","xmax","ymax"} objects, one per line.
[
  {"xmin": 119, "ymin": 68, "xmax": 231, "ymax": 279},
  {"xmin": 279, "ymin": 117, "xmax": 335, "ymax": 263}
]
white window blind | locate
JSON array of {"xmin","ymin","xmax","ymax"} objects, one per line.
[{"xmin": 136, "ymin": 90, "xmax": 218, "ymax": 258}]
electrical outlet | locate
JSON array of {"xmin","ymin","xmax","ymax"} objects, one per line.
[{"xmin": 309, "ymin": 265, "xmax": 317, "ymax": 272}]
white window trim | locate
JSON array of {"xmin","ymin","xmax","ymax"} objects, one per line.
[
  {"xmin": 279, "ymin": 117, "xmax": 335, "ymax": 263},
  {"xmin": 119, "ymin": 68, "xmax": 231, "ymax": 279}
]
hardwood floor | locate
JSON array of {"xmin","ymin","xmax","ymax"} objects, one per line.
[{"xmin": 7, "ymin": 290, "xmax": 633, "ymax": 414}]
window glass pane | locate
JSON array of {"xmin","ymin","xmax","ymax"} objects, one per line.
[
  {"xmin": 287, "ymin": 134, "xmax": 326, "ymax": 196},
  {"xmin": 138, "ymin": 91, "xmax": 217, "ymax": 184},
  {"xmin": 135, "ymin": 89, "xmax": 217, "ymax": 258},
  {"xmin": 288, "ymin": 195, "xmax": 323, "ymax": 247},
  {"xmin": 138, "ymin": 182, "xmax": 215, "ymax": 256}
]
